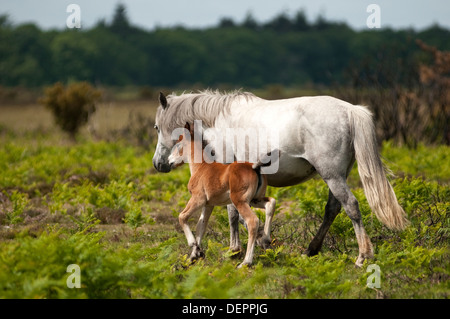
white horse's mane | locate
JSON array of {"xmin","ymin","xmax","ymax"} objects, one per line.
[{"xmin": 157, "ymin": 89, "xmax": 258, "ymax": 132}]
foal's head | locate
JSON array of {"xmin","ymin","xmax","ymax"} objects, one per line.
[{"xmin": 167, "ymin": 122, "xmax": 198, "ymax": 169}]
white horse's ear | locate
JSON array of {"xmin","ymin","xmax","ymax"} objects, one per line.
[{"xmin": 159, "ymin": 92, "xmax": 168, "ymax": 109}]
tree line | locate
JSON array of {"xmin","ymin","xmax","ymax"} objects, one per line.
[{"xmin": 0, "ymin": 4, "xmax": 449, "ymax": 88}]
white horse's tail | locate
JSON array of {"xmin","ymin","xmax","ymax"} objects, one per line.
[{"xmin": 348, "ymin": 105, "xmax": 409, "ymax": 231}]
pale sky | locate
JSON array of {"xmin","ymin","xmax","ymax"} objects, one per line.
[{"xmin": 1, "ymin": 0, "xmax": 449, "ymax": 31}]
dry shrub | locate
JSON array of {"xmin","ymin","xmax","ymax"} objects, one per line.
[
  {"xmin": 337, "ymin": 41, "xmax": 449, "ymax": 147},
  {"xmin": 39, "ymin": 82, "xmax": 102, "ymax": 139},
  {"xmin": 416, "ymin": 40, "xmax": 450, "ymax": 145}
]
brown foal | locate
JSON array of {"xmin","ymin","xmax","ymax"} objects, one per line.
[{"xmin": 168, "ymin": 123, "xmax": 276, "ymax": 268}]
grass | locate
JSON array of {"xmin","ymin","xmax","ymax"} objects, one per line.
[{"xmin": 0, "ymin": 101, "xmax": 448, "ymax": 299}]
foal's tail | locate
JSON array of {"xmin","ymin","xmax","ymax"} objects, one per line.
[
  {"xmin": 252, "ymin": 149, "xmax": 280, "ymax": 170},
  {"xmin": 348, "ymin": 106, "xmax": 409, "ymax": 231}
]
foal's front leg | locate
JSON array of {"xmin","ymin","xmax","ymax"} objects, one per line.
[
  {"xmin": 179, "ymin": 197, "xmax": 205, "ymax": 261},
  {"xmin": 191, "ymin": 206, "xmax": 214, "ymax": 259}
]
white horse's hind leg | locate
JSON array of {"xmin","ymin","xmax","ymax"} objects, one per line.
[
  {"xmin": 227, "ymin": 204, "xmax": 243, "ymax": 254},
  {"xmin": 324, "ymin": 177, "xmax": 374, "ymax": 267},
  {"xmin": 305, "ymin": 189, "xmax": 341, "ymax": 256}
]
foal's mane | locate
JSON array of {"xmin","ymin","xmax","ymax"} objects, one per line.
[{"xmin": 158, "ymin": 90, "xmax": 258, "ymax": 132}]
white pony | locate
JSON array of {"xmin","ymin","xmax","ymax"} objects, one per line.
[{"xmin": 153, "ymin": 90, "xmax": 408, "ymax": 267}]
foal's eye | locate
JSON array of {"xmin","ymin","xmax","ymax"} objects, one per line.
[{"xmin": 154, "ymin": 124, "xmax": 159, "ymax": 131}]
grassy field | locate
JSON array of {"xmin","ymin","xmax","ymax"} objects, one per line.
[{"xmin": 0, "ymin": 101, "xmax": 449, "ymax": 299}]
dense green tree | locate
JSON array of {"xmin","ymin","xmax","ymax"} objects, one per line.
[
  {"xmin": 264, "ymin": 12, "xmax": 292, "ymax": 32},
  {"xmin": 109, "ymin": 4, "xmax": 130, "ymax": 35},
  {"xmin": 218, "ymin": 17, "xmax": 236, "ymax": 28},
  {"xmin": 0, "ymin": 5, "xmax": 449, "ymax": 89},
  {"xmin": 292, "ymin": 10, "xmax": 310, "ymax": 31},
  {"xmin": 241, "ymin": 12, "xmax": 259, "ymax": 31},
  {"xmin": 50, "ymin": 31, "xmax": 99, "ymax": 83},
  {"xmin": 0, "ymin": 20, "xmax": 50, "ymax": 86}
]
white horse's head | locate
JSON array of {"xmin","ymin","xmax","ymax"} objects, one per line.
[
  {"xmin": 152, "ymin": 92, "xmax": 176, "ymax": 173},
  {"xmin": 152, "ymin": 90, "xmax": 257, "ymax": 173}
]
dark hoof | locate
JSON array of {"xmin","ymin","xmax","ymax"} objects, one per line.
[
  {"xmin": 197, "ymin": 250, "xmax": 205, "ymax": 259},
  {"xmin": 190, "ymin": 246, "xmax": 205, "ymax": 261},
  {"xmin": 303, "ymin": 248, "xmax": 319, "ymax": 257},
  {"xmin": 257, "ymin": 237, "xmax": 272, "ymax": 250}
]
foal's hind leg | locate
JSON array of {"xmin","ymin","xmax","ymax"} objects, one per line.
[
  {"xmin": 325, "ymin": 177, "xmax": 374, "ymax": 267},
  {"xmin": 232, "ymin": 201, "xmax": 260, "ymax": 268},
  {"xmin": 305, "ymin": 189, "xmax": 341, "ymax": 256}
]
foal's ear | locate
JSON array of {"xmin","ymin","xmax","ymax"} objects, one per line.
[
  {"xmin": 184, "ymin": 122, "xmax": 191, "ymax": 134},
  {"xmin": 159, "ymin": 92, "xmax": 168, "ymax": 109},
  {"xmin": 184, "ymin": 122, "xmax": 194, "ymax": 135}
]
